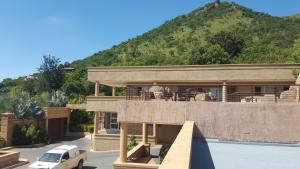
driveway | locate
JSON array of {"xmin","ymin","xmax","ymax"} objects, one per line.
[{"xmin": 14, "ymin": 136, "xmax": 119, "ymax": 169}]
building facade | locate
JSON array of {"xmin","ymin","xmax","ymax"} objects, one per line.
[{"xmin": 85, "ymin": 64, "xmax": 300, "ymax": 152}]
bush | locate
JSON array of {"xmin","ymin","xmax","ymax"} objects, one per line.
[
  {"xmin": 82, "ymin": 124, "xmax": 94, "ymax": 133},
  {"xmin": 127, "ymin": 135, "xmax": 137, "ymax": 151},
  {"xmin": 12, "ymin": 124, "xmax": 48, "ymax": 146},
  {"xmin": 69, "ymin": 110, "xmax": 94, "ymax": 132}
]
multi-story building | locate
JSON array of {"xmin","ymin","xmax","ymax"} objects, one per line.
[{"xmin": 84, "ymin": 64, "xmax": 300, "ymax": 169}]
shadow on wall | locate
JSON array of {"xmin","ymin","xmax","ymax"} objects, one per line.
[{"xmin": 192, "ymin": 127, "xmax": 215, "ymax": 169}]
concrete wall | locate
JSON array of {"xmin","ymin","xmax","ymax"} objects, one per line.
[
  {"xmin": 118, "ymin": 101, "xmax": 300, "ymax": 143},
  {"xmin": 44, "ymin": 107, "xmax": 70, "ymax": 119},
  {"xmin": 0, "ymin": 151, "xmax": 20, "ymax": 168},
  {"xmin": 87, "ymin": 96, "xmax": 125, "ymax": 112},
  {"xmin": 88, "ymin": 64, "xmax": 300, "ymax": 87},
  {"xmin": 93, "ymin": 134, "xmax": 156, "ymax": 151}
]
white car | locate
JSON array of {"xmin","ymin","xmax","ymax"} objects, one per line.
[{"xmin": 28, "ymin": 145, "xmax": 87, "ymax": 169}]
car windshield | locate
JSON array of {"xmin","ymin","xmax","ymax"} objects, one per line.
[{"xmin": 38, "ymin": 153, "xmax": 62, "ymax": 163}]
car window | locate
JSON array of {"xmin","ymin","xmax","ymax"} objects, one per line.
[
  {"xmin": 39, "ymin": 153, "xmax": 61, "ymax": 163},
  {"xmin": 62, "ymin": 152, "xmax": 70, "ymax": 161}
]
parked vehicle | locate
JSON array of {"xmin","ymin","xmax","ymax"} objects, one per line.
[{"xmin": 28, "ymin": 145, "xmax": 87, "ymax": 169}]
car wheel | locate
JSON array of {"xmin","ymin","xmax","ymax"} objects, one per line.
[{"xmin": 77, "ymin": 160, "xmax": 83, "ymax": 169}]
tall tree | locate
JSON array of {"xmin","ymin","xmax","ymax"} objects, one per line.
[{"xmin": 38, "ymin": 55, "xmax": 64, "ymax": 92}]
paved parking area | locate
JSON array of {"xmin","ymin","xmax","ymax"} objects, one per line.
[{"xmin": 14, "ymin": 136, "xmax": 118, "ymax": 169}]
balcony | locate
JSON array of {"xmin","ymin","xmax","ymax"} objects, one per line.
[{"xmin": 86, "ymin": 96, "xmax": 126, "ymax": 112}]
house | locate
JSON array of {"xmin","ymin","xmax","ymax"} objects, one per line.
[{"xmin": 85, "ymin": 64, "xmax": 300, "ymax": 169}]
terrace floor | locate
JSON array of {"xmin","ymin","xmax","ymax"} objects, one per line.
[{"xmin": 192, "ymin": 138, "xmax": 300, "ymax": 169}]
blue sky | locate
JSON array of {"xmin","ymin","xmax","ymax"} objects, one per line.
[{"xmin": 0, "ymin": 0, "xmax": 299, "ymax": 81}]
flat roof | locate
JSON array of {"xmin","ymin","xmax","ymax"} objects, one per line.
[
  {"xmin": 192, "ymin": 139, "xmax": 300, "ymax": 169},
  {"xmin": 88, "ymin": 63, "xmax": 300, "ymax": 70},
  {"xmin": 88, "ymin": 64, "xmax": 300, "ymax": 87}
]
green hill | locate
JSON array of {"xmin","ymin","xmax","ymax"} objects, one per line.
[{"xmin": 71, "ymin": 2, "xmax": 300, "ymax": 69}]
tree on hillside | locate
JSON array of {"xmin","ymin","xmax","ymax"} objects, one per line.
[
  {"xmin": 291, "ymin": 38, "xmax": 300, "ymax": 62},
  {"xmin": 189, "ymin": 45, "xmax": 230, "ymax": 64},
  {"xmin": 38, "ymin": 55, "xmax": 64, "ymax": 92},
  {"xmin": 208, "ymin": 31, "xmax": 245, "ymax": 58}
]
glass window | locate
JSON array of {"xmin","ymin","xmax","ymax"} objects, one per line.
[
  {"xmin": 62, "ymin": 152, "xmax": 69, "ymax": 161},
  {"xmin": 39, "ymin": 153, "xmax": 62, "ymax": 163},
  {"xmin": 100, "ymin": 112, "xmax": 119, "ymax": 130}
]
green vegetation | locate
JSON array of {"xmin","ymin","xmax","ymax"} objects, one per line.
[
  {"xmin": 71, "ymin": 2, "xmax": 300, "ymax": 68},
  {"xmin": 69, "ymin": 110, "xmax": 94, "ymax": 132},
  {"xmin": 127, "ymin": 135, "xmax": 137, "ymax": 151},
  {"xmin": 12, "ymin": 124, "xmax": 49, "ymax": 146},
  {"xmin": 1, "ymin": 2, "xmax": 300, "ymax": 115}
]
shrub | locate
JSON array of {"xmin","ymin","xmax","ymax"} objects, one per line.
[
  {"xmin": 127, "ymin": 135, "xmax": 137, "ymax": 151},
  {"xmin": 69, "ymin": 110, "xmax": 94, "ymax": 132},
  {"xmin": 48, "ymin": 91, "xmax": 68, "ymax": 107},
  {"xmin": 12, "ymin": 124, "xmax": 48, "ymax": 146},
  {"xmin": 10, "ymin": 91, "xmax": 40, "ymax": 119}
]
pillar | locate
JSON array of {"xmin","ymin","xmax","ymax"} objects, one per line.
[
  {"xmin": 66, "ymin": 117, "xmax": 70, "ymax": 135},
  {"xmin": 142, "ymin": 123, "xmax": 148, "ymax": 144},
  {"xmin": 120, "ymin": 122, "xmax": 128, "ymax": 163},
  {"xmin": 297, "ymin": 86, "xmax": 300, "ymax": 103},
  {"xmin": 153, "ymin": 123, "xmax": 157, "ymax": 144},
  {"xmin": 94, "ymin": 112, "xmax": 99, "ymax": 134},
  {"xmin": 45, "ymin": 118, "xmax": 49, "ymax": 133},
  {"xmin": 112, "ymin": 87, "xmax": 116, "ymax": 96},
  {"xmin": 95, "ymin": 81, "xmax": 100, "ymax": 96},
  {"xmin": 222, "ymin": 81, "xmax": 227, "ymax": 102},
  {"xmin": 0, "ymin": 113, "xmax": 14, "ymax": 146}
]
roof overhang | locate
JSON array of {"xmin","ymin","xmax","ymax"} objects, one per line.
[{"xmin": 88, "ymin": 64, "xmax": 300, "ymax": 87}]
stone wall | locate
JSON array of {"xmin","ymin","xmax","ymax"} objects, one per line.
[{"xmin": 0, "ymin": 113, "xmax": 44, "ymax": 146}]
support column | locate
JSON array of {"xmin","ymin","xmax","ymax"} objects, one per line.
[
  {"xmin": 112, "ymin": 87, "xmax": 116, "ymax": 96},
  {"xmin": 95, "ymin": 81, "xmax": 100, "ymax": 96},
  {"xmin": 66, "ymin": 117, "xmax": 70, "ymax": 136},
  {"xmin": 142, "ymin": 123, "xmax": 148, "ymax": 144},
  {"xmin": 297, "ymin": 86, "xmax": 300, "ymax": 103},
  {"xmin": 222, "ymin": 81, "xmax": 227, "ymax": 102},
  {"xmin": 120, "ymin": 122, "xmax": 128, "ymax": 163},
  {"xmin": 94, "ymin": 112, "xmax": 99, "ymax": 134},
  {"xmin": 153, "ymin": 123, "xmax": 157, "ymax": 144}
]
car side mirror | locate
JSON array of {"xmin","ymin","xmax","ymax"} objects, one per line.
[{"xmin": 61, "ymin": 159, "xmax": 66, "ymax": 163}]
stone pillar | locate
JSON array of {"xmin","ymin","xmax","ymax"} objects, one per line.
[
  {"xmin": 142, "ymin": 123, "xmax": 148, "ymax": 144},
  {"xmin": 112, "ymin": 87, "xmax": 116, "ymax": 96},
  {"xmin": 95, "ymin": 81, "xmax": 100, "ymax": 96},
  {"xmin": 222, "ymin": 81, "xmax": 227, "ymax": 102},
  {"xmin": 120, "ymin": 122, "xmax": 128, "ymax": 163},
  {"xmin": 153, "ymin": 123, "xmax": 157, "ymax": 144},
  {"xmin": 0, "ymin": 113, "xmax": 14, "ymax": 146},
  {"xmin": 94, "ymin": 112, "xmax": 99, "ymax": 134}
]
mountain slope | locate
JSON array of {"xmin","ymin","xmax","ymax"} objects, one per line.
[{"xmin": 71, "ymin": 2, "xmax": 300, "ymax": 69}]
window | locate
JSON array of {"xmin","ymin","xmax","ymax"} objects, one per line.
[
  {"xmin": 255, "ymin": 87, "xmax": 262, "ymax": 95},
  {"xmin": 61, "ymin": 152, "xmax": 69, "ymax": 161},
  {"xmin": 100, "ymin": 112, "xmax": 119, "ymax": 130}
]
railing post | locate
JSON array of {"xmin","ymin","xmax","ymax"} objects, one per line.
[
  {"xmin": 120, "ymin": 122, "xmax": 128, "ymax": 163},
  {"xmin": 222, "ymin": 81, "xmax": 227, "ymax": 102}
]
